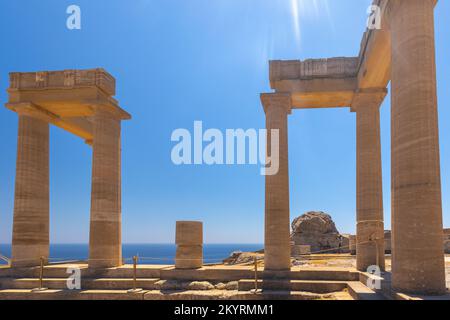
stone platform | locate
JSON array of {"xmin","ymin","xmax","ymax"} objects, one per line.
[
  {"xmin": 1, "ymin": 255, "xmax": 448, "ymax": 300},
  {"xmin": 0, "ymin": 263, "xmax": 378, "ymax": 300}
]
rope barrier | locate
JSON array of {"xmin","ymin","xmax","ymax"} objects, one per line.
[
  {"xmin": 0, "ymin": 254, "xmax": 10, "ymax": 265},
  {"xmin": 5, "ymin": 256, "xmax": 234, "ymax": 264},
  {"xmin": 0, "ymin": 243, "xmax": 376, "ymax": 264},
  {"xmin": 2, "ymin": 239, "xmax": 447, "ymax": 269}
]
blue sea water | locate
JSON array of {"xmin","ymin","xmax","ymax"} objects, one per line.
[{"xmin": 0, "ymin": 244, "xmax": 262, "ymax": 265}]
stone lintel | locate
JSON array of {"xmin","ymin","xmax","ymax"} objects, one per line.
[
  {"xmin": 260, "ymin": 93, "xmax": 292, "ymax": 115},
  {"xmin": 5, "ymin": 102, "xmax": 59, "ymax": 122},
  {"xmin": 269, "ymin": 58, "xmax": 358, "ymax": 109},
  {"xmin": 6, "ymin": 102, "xmax": 94, "ymax": 143},
  {"xmin": 7, "ymin": 88, "xmax": 130, "ymax": 120},
  {"xmin": 350, "ymin": 88, "xmax": 387, "ymax": 112},
  {"xmin": 90, "ymin": 103, "xmax": 131, "ymax": 121},
  {"xmin": 270, "ymin": 72, "xmax": 358, "ymax": 109},
  {"xmin": 269, "ymin": 57, "xmax": 359, "ymax": 86}
]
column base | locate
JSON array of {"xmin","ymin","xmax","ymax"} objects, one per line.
[
  {"xmin": 392, "ymin": 257, "xmax": 446, "ymax": 296},
  {"xmin": 88, "ymin": 244, "xmax": 122, "ymax": 269},
  {"xmin": 11, "ymin": 244, "xmax": 48, "ymax": 268}
]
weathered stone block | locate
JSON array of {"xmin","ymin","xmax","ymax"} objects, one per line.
[
  {"xmin": 175, "ymin": 221, "xmax": 203, "ymax": 269},
  {"xmin": 175, "ymin": 221, "xmax": 203, "ymax": 245}
]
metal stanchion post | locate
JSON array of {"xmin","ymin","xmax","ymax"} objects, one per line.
[
  {"xmin": 32, "ymin": 256, "xmax": 48, "ymax": 292},
  {"xmin": 127, "ymin": 256, "xmax": 143, "ymax": 293},
  {"xmin": 252, "ymin": 256, "xmax": 260, "ymax": 294}
]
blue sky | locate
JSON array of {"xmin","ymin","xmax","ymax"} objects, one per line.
[{"xmin": 0, "ymin": 0, "xmax": 449, "ymax": 244}]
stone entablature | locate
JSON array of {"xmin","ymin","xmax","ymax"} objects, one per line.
[
  {"xmin": 9, "ymin": 68, "xmax": 116, "ymax": 96},
  {"xmin": 270, "ymin": 57, "xmax": 358, "ymax": 83},
  {"xmin": 5, "ymin": 68, "xmax": 130, "ymax": 143}
]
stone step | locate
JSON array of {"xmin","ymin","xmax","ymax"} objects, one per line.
[
  {"xmin": 158, "ymin": 268, "xmax": 359, "ymax": 282},
  {"xmin": 0, "ymin": 265, "xmax": 359, "ymax": 282},
  {"xmin": 235, "ymin": 290, "xmax": 352, "ymax": 301},
  {"xmin": 261, "ymin": 269, "xmax": 359, "ymax": 281},
  {"xmin": 0, "ymin": 278, "xmax": 160, "ymax": 290},
  {"xmin": 347, "ymin": 281, "xmax": 386, "ymax": 300},
  {"xmin": 238, "ymin": 279, "xmax": 348, "ymax": 293},
  {"xmin": 0, "ymin": 289, "xmax": 146, "ymax": 300},
  {"xmin": 0, "ymin": 288, "xmax": 353, "ymax": 301},
  {"xmin": 0, "ymin": 265, "xmax": 167, "ymax": 279}
]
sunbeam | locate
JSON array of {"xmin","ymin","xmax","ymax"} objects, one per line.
[{"xmin": 290, "ymin": 0, "xmax": 334, "ymax": 49}]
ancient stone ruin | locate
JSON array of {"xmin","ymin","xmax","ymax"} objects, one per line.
[{"xmin": 0, "ymin": 0, "xmax": 448, "ymax": 300}]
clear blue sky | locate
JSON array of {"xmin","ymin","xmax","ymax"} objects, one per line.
[{"xmin": 0, "ymin": 0, "xmax": 449, "ymax": 244}]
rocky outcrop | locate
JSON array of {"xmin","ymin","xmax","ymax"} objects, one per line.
[
  {"xmin": 290, "ymin": 211, "xmax": 349, "ymax": 253},
  {"xmin": 223, "ymin": 251, "xmax": 263, "ymax": 265}
]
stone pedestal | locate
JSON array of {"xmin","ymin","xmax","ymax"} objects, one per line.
[
  {"xmin": 88, "ymin": 108, "xmax": 122, "ymax": 268},
  {"xmin": 11, "ymin": 115, "xmax": 49, "ymax": 267},
  {"xmin": 175, "ymin": 221, "xmax": 203, "ymax": 269},
  {"xmin": 261, "ymin": 93, "xmax": 291, "ymax": 271},
  {"xmin": 389, "ymin": 0, "xmax": 446, "ymax": 295},
  {"xmin": 352, "ymin": 89, "xmax": 386, "ymax": 272}
]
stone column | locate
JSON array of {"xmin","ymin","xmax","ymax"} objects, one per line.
[
  {"xmin": 389, "ymin": 0, "xmax": 446, "ymax": 294},
  {"xmin": 88, "ymin": 107, "xmax": 122, "ymax": 268},
  {"xmin": 260, "ymin": 93, "xmax": 291, "ymax": 271},
  {"xmin": 351, "ymin": 89, "xmax": 386, "ymax": 272},
  {"xmin": 11, "ymin": 115, "xmax": 49, "ymax": 267},
  {"xmin": 175, "ymin": 221, "xmax": 203, "ymax": 269}
]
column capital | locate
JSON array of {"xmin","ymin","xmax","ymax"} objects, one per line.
[
  {"xmin": 260, "ymin": 93, "xmax": 292, "ymax": 115},
  {"xmin": 350, "ymin": 88, "xmax": 387, "ymax": 113}
]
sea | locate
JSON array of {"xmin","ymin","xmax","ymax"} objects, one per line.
[{"xmin": 0, "ymin": 244, "xmax": 262, "ymax": 265}]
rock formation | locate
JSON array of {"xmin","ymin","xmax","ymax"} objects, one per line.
[
  {"xmin": 290, "ymin": 211, "xmax": 349, "ymax": 253},
  {"xmin": 223, "ymin": 251, "xmax": 263, "ymax": 265}
]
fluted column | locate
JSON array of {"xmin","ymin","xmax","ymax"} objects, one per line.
[
  {"xmin": 389, "ymin": 0, "xmax": 446, "ymax": 294},
  {"xmin": 352, "ymin": 89, "xmax": 386, "ymax": 272},
  {"xmin": 11, "ymin": 115, "xmax": 49, "ymax": 267},
  {"xmin": 261, "ymin": 93, "xmax": 291, "ymax": 271},
  {"xmin": 88, "ymin": 107, "xmax": 122, "ymax": 268}
]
